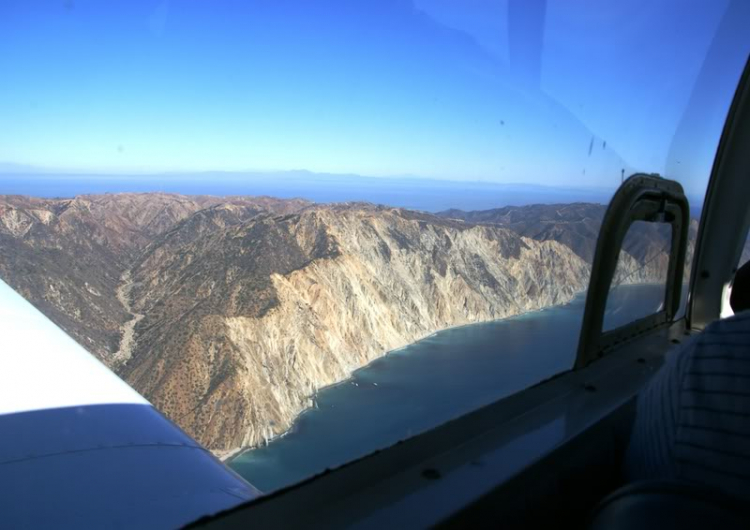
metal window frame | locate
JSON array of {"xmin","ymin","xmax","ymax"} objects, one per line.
[
  {"xmin": 575, "ymin": 174, "xmax": 689, "ymax": 369},
  {"xmin": 689, "ymin": 56, "xmax": 750, "ymax": 329}
]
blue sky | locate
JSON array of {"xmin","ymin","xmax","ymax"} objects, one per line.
[{"xmin": 0, "ymin": 0, "xmax": 748, "ymax": 196}]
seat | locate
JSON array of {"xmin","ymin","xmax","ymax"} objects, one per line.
[{"xmin": 587, "ymin": 480, "xmax": 749, "ymax": 530}]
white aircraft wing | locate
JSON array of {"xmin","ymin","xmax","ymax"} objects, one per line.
[{"xmin": 0, "ymin": 279, "xmax": 259, "ymax": 528}]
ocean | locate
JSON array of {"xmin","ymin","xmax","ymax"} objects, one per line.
[
  {"xmin": 0, "ymin": 173, "xmax": 614, "ymax": 212},
  {"xmin": 229, "ymin": 283, "xmax": 665, "ymax": 492}
]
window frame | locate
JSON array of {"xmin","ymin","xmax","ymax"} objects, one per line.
[{"xmin": 575, "ymin": 174, "xmax": 689, "ymax": 369}]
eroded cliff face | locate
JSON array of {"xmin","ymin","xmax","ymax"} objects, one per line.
[
  {"xmin": 0, "ymin": 194, "xmax": 679, "ymax": 453},
  {"xmin": 0, "ymin": 193, "xmax": 307, "ymax": 362},
  {"xmin": 118, "ymin": 205, "xmax": 591, "ymax": 449},
  {"xmin": 440, "ymin": 203, "xmax": 699, "ymax": 290}
]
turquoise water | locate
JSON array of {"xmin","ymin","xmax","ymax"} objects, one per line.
[{"xmin": 229, "ymin": 284, "xmax": 664, "ymax": 492}]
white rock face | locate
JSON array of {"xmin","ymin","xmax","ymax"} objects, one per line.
[
  {"xmin": 123, "ymin": 206, "xmax": 594, "ymax": 450},
  {"xmin": 0, "ymin": 207, "xmax": 35, "ymax": 237},
  {"xmin": 1, "ymin": 194, "xmax": 682, "ymax": 453}
]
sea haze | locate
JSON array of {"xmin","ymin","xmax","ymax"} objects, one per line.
[{"xmin": 0, "ymin": 171, "xmax": 615, "ymax": 212}]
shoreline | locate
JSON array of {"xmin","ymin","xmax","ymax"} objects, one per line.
[
  {"xmin": 224, "ymin": 289, "xmax": 588, "ymax": 466},
  {"xmin": 216, "ymin": 446, "xmax": 244, "ymax": 462},
  {"xmin": 224, "ymin": 282, "xmax": 668, "ymax": 466}
]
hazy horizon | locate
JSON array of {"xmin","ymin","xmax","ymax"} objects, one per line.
[
  {"xmin": 2, "ymin": 1, "xmax": 748, "ymax": 200},
  {"xmin": 0, "ymin": 168, "xmax": 623, "ymax": 212}
]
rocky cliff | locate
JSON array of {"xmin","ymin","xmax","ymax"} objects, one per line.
[
  {"xmin": 117, "ymin": 204, "xmax": 590, "ymax": 449},
  {"xmin": 439, "ymin": 202, "xmax": 700, "ymax": 285},
  {"xmin": 1, "ymin": 194, "xmax": 677, "ymax": 452}
]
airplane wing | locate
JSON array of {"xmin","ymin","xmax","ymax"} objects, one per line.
[{"xmin": 0, "ymin": 279, "xmax": 259, "ymax": 529}]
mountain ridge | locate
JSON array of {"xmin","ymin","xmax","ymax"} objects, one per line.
[{"xmin": 0, "ymin": 193, "xmax": 677, "ymax": 451}]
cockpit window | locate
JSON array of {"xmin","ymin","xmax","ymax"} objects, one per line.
[
  {"xmin": 0, "ymin": 1, "xmax": 748, "ymax": 496},
  {"xmin": 603, "ymin": 221, "xmax": 673, "ymax": 332}
]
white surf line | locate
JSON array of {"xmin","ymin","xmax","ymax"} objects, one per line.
[
  {"xmin": 113, "ymin": 270, "xmax": 144, "ymax": 365},
  {"xmin": 217, "ymin": 447, "xmax": 245, "ymax": 462}
]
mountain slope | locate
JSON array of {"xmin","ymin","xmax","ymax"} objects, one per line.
[
  {"xmin": 118, "ymin": 204, "xmax": 591, "ymax": 449},
  {"xmin": 439, "ymin": 203, "xmax": 606, "ymax": 263},
  {"xmin": 438, "ymin": 202, "xmax": 699, "ymax": 283},
  {"xmin": 1, "ymin": 194, "xmax": 684, "ymax": 453},
  {"xmin": 0, "ymin": 193, "xmax": 307, "ymax": 361}
]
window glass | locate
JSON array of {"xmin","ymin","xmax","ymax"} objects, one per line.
[
  {"xmin": 603, "ymin": 221, "xmax": 671, "ymax": 331},
  {"xmin": 0, "ymin": 1, "xmax": 748, "ymax": 494}
]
